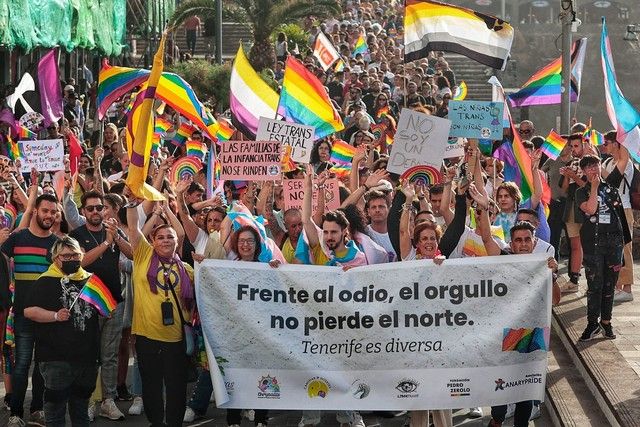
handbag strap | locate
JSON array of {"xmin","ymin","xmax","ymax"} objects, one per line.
[{"xmin": 168, "ymin": 282, "xmax": 188, "ymax": 327}]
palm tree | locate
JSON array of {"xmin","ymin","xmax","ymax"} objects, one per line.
[{"xmin": 170, "ymin": 0, "xmax": 341, "ymax": 71}]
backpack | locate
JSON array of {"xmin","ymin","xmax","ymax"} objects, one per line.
[
  {"xmin": 603, "ymin": 157, "xmax": 640, "ymax": 210},
  {"xmin": 626, "ymin": 164, "xmax": 640, "ymax": 210}
]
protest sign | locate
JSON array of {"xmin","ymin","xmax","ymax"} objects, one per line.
[
  {"xmin": 196, "ymin": 255, "xmax": 551, "ymax": 410},
  {"xmin": 283, "ymin": 178, "xmax": 340, "ymax": 214},
  {"xmin": 449, "ymin": 101, "xmax": 504, "ymax": 140},
  {"xmin": 19, "ymin": 139, "xmax": 64, "ymax": 172},
  {"xmin": 219, "ymin": 140, "xmax": 282, "ymax": 181},
  {"xmin": 257, "ymin": 118, "xmax": 315, "ymax": 163},
  {"xmin": 444, "ymin": 137, "xmax": 466, "ymax": 159},
  {"xmin": 387, "ymin": 109, "xmax": 451, "ymax": 175}
]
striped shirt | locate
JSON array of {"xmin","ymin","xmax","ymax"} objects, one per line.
[{"xmin": 1, "ymin": 229, "xmax": 58, "ymax": 315}]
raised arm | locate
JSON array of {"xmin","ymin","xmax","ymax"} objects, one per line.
[
  {"xmin": 469, "ymin": 183, "xmax": 501, "ymax": 256},
  {"xmin": 530, "ymin": 149, "xmax": 543, "ymax": 209},
  {"xmin": 302, "ymin": 165, "xmax": 320, "ymax": 248},
  {"xmin": 440, "ymin": 165, "xmax": 457, "ymax": 225},
  {"xmin": 175, "ymin": 178, "xmax": 201, "ymax": 244},
  {"xmin": 125, "ymin": 188, "xmax": 144, "ymax": 250},
  {"xmin": 399, "ymin": 182, "xmax": 415, "ymax": 260}
]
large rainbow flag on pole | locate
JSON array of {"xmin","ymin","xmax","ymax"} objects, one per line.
[
  {"xmin": 125, "ymin": 34, "xmax": 167, "ymax": 201},
  {"xmin": 508, "ymin": 38, "xmax": 587, "ymax": 108},
  {"xmin": 352, "ymin": 34, "xmax": 368, "ymax": 57},
  {"xmin": 97, "ymin": 65, "xmax": 216, "ymax": 140},
  {"xmin": 601, "ymin": 17, "xmax": 640, "ymax": 160},
  {"xmin": 278, "ymin": 56, "xmax": 344, "ymax": 140},
  {"xmin": 229, "ymin": 45, "xmax": 279, "ymax": 138}
]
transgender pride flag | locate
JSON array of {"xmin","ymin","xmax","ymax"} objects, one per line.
[{"xmin": 601, "ymin": 17, "xmax": 640, "ymax": 160}]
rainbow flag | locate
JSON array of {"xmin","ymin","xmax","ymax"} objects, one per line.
[
  {"xmin": 508, "ymin": 38, "xmax": 587, "ymax": 108},
  {"xmin": 186, "ymin": 139, "xmax": 207, "ymax": 160},
  {"xmin": 98, "ymin": 63, "xmax": 216, "ymax": 140},
  {"xmin": 278, "ymin": 56, "xmax": 344, "ymax": 140},
  {"xmin": 453, "ymin": 81, "xmax": 468, "ymax": 101},
  {"xmin": 17, "ymin": 125, "xmax": 36, "ymax": 140},
  {"xmin": 585, "ymin": 129, "xmax": 604, "ymax": 146},
  {"xmin": 352, "ymin": 34, "xmax": 368, "ymax": 57},
  {"xmin": 79, "ymin": 275, "xmax": 117, "ymax": 317},
  {"xmin": 172, "ymin": 122, "xmax": 198, "ymax": 146},
  {"xmin": 334, "ymin": 59, "xmax": 346, "ymax": 72},
  {"xmin": 216, "ymin": 117, "xmax": 235, "ymax": 141},
  {"xmin": 540, "ymin": 130, "xmax": 566, "ymax": 160},
  {"xmin": 493, "ymin": 124, "xmax": 534, "ymax": 201},
  {"xmin": 3, "ymin": 203, "xmax": 17, "ymax": 229},
  {"xmin": 230, "ymin": 45, "xmax": 279, "ymax": 138},
  {"xmin": 376, "ymin": 105, "xmax": 390, "ymax": 119},
  {"xmin": 7, "ymin": 135, "xmax": 21, "ymax": 161},
  {"xmin": 155, "ymin": 116, "xmax": 173, "ymax": 135},
  {"xmin": 281, "ymin": 145, "xmax": 297, "ymax": 173},
  {"xmin": 97, "ymin": 60, "xmax": 148, "ymax": 119},
  {"xmin": 330, "ymin": 139, "xmax": 357, "ymax": 164}
]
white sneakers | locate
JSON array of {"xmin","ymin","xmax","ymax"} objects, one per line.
[
  {"xmin": 183, "ymin": 406, "xmax": 196, "ymax": 423},
  {"xmin": 353, "ymin": 412, "xmax": 366, "ymax": 427},
  {"xmin": 128, "ymin": 396, "xmax": 143, "ymax": 416},
  {"xmin": 100, "ymin": 398, "xmax": 125, "ymax": 420},
  {"xmin": 614, "ymin": 289, "xmax": 634, "ymax": 302},
  {"xmin": 7, "ymin": 416, "xmax": 26, "ymax": 427},
  {"xmin": 468, "ymin": 407, "xmax": 483, "ymax": 418},
  {"xmin": 242, "ymin": 409, "xmax": 255, "ymax": 421}
]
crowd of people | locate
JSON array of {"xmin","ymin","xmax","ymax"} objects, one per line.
[{"xmin": 0, "ymin": 1, "xmax": 636, "ymax": 427}]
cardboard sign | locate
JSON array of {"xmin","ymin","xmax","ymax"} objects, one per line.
[
  {"xmin": 283, "ymin": 178, "xmax": 340, "ymax": 214},
  {"xmin": 444, "ymin": 137, "xmax": 466, "ymax": 159},
  {"xmin": 219, "ymin": 140, "xmax": 282, "ymax": 181},
  {"xmin": 387, "ymin": 109, "xmax": 451, "ymax": 175},
  {"xmin": 19, "ymin": 139, "xmax": 64, "ymax": 173},
  {"xmin": 448, "ymin": 101, "xmax": 504, "ymax": 140},
  {"xmin": 257, "ymin": 118, "xmax": 315, "ymax": 163}
]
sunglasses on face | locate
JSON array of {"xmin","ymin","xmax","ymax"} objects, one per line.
[
  {"xmin": 85, "ymin": 205, "xmax": 105, "ymax": 213},
  {"xmin": 519, "ymin": 129, "xmax": 532, "ymax": 135}
]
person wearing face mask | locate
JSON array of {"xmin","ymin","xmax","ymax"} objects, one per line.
[{"xmin": 24, "ymin": 236, "xmax": 101, "ymax": 426}]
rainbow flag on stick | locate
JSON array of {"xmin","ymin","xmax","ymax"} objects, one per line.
[
  {"xmin": 278, "ymin": 56, "xmax": 344, "ymax": 140},
  {"xmin": 186, "ymin": 140, "xmax": 208, "ymax": 160},
  {"xmin": 330, "ymin": 139, "xmax": 357, "ymax": 164},
  {"xmin": 17, "ymin": 125, "xmax": 36, "ymax": 140},
  {"xmin": 172, "ymin": 122, "xmax": 198, "ymax": 146},
  {"xmin": 540, "ymin": 130, "xmax": 566, "ymax": 160},
  {"xmin": 215, "ymin": 118, "xmax": 235, "ymax": 141},
  {"xmin": 77, "ymin": 275, "xmax": 117, "ymax": 317},
  {"xmin": 508, "ymin": 38, "xmax": 587, "ymax": 107},
  {"xmin": 7, "ymin": 135, "xmax": 21, "ymax": 161}
]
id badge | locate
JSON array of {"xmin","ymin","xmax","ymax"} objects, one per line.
[{"xmin": 161, "ymin": 301, "xmax": 174, "ymax": 326}]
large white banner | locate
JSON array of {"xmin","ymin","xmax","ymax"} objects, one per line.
[{"xmin": 196, "ymin": 255, "xmax": 552, "ymax": 410}]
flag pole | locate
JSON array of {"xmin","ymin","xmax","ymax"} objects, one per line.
[
  {"xmin": 560, "ymin": 1, "xmax": 573, "ymax": 134},
  {"xmin": 68, "ymin": 282, "xmax": 88, "ymax": 312}
]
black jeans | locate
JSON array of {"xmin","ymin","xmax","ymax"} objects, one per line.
[
  {"xmin": 186, "ymin": 30, "xmax": 197, "ymax": 54},
  {"xmin": 11, "ymin": 314, "xmax": 44, "ymax": 418},
  {"xmin": 39, "ymin": 361, "xmax": 98, "ymax": 427},
  {"xmin": 136, "ymin": 336, "xmax": 187, "ymax": 427},
  {"xmin": 227, "ymin": 408, "xmax": 268, "ymax": 425},
  {"xmin": 548, "ymin": 198, "xmax": 566, "ymax": 260},
  {"xmin": 491, "ymin": 401, "xmax": 533, "ymax": 427},
  {"xmin": 583, "ymin": 235, "xmax": 624, "ymax": 323}
]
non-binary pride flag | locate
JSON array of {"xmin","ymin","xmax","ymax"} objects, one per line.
[
  {"xmin": 540, "ymin": 130, "xmax": 566, "ymax": 161},
  {"xmin": 229, "ymin": 45, "xmax": 279, "ymax": 138},
  {"xmin": 313, "ymin": 31, "xmax": 341, "ymax": 71},
  {"xmin": 404, "ymin": 0, "xmax": 514, "ymax": 70},
  {"xmin": 278, "ymin": 56, "xmax": 344, "ymax": 140},
  {"xmin": 125, "ymin": 34, "xmax": 167, "ymax": 201},
  {"xmin": 601, "ymin": 17, "xmax": 640, "ymax": 159},
  {"xmin": 508, "ymin": 38, "xmax": 587, "ymax": 108},
  {"xmin": 79, "ymin": 275, "xmax": 117, "ymax": 317}
]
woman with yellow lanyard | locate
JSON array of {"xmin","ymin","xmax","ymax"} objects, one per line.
[{"xmin": 126, "ymin": 192, "xmax": 194, "ymax": 427}]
